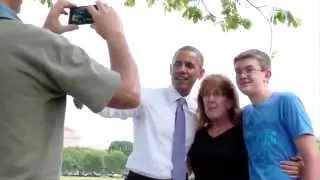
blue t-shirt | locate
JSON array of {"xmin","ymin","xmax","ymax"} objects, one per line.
[
  {"xmin": 0, "ymin": 2, "xmax": 21, "ymax": 21},
  {"xmin": 242, "ymin": 92, "xmax": 314, "ymax": 180}
]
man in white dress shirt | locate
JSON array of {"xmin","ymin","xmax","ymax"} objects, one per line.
[
  {"xmin": 76, "ymin": 46, "xmax": 304, "ymax": 180},
  {"xmin": 99, "ymin": 46, "xmax": 205, "ymax": 180}
]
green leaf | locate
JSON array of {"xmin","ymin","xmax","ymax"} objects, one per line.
[
  {"xmin": 275, "ymin": 10, "xmax": 286, "ymax": 23},
  {"xmin": 37, "ymin": 0, "xmax": 52, "ymax": 7},
  {"xmin": 270, "ymin": 9, "xmax": 301, "ymax": 28},
  {"xmin": 241, "ymin": 19, "xmax": 252, "ymax": 29},
  {"xmin": 204, "ymin": 14, "xmax": 216, "ymax": 22},
  {"xmin": 286, "ymin": 11, "xmax": 294, "ymax": 23},
  {"xmin": 182, "ymin": 6, "xmax": 203, "ymax": 23},
  {"xmin": 125, "ymin": 0, "xmax": 136, "ymax": 7},
  {"xmin": 146, "ymin": 0, "xmax": 156, "ymax": 8},
  {"xmin": 271, "ymin": 49, "xmax": 280, "ymax": 59},
  {"xmin": 38, "ymin": 0, "xmax": 301, "ymax": 32},
  {"xmin": 221, "ymin": 23, "xmax": 227, "ymax": 32},
  {"xmin": 292, "ymin": 18, "xmax": 301, "ymax": 28}
]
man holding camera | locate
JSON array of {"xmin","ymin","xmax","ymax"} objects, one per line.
[{"xmin": 0, "ymin": 0, "xmax": 140, "ymax": 179}]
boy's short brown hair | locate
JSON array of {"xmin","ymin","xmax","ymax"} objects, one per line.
[{"xmin": 234, "ymin": 49, "xmax": 271, "ymax": 70}]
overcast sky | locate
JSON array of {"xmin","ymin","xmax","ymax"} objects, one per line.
[{"xmin": 20, "ymin": 0, "xmax": 319, "ymax": 149}]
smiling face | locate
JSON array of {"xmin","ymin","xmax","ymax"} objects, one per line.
[
  {"xmin": 233, "ymin": 49, "xmax": 272, "ymax": 98},
  {"xmin": 170, "ymin": 49, "xmax": 204, "ymax": 96},
  {"xmin": 234, "ymin": 58, "xmax": 271, "ymax": 97}
]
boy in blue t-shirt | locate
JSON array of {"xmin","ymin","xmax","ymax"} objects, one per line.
[{"xmin": 233, "ymin": 49, "xmax": 319, "ymax": 180}]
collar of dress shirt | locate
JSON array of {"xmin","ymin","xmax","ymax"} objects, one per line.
[
  {"xmin": 0, "ymin": 2, "xmax": 21, "ymax": 22},
  {"xmin": 167, "ymin": 86, "xmax": 195, "ymax": 109}
]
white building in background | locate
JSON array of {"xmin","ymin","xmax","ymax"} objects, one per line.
[{"xmin": 64, "ymin": 127, "xmax": 81, "ymax": 147}]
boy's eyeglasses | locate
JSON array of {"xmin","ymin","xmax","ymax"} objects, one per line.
[{"xmin": 235, "ymin": 68, "xmax": 263, "ymax": 76}]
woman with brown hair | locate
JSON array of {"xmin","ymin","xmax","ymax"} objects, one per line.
[
  {"xmin": 188, "ymin": 74, "xmax": 302, "ymax": 180},
  {"xmin": 188, "ymin": 74, "xmax": 248, "ymax": 180}
]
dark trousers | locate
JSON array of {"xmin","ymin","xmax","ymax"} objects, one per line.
[
  {"xmin": 125, "ymin": 171, "xmax": 171, "ymax": 180},
  {"xmin": 125, "ymin": 171, "xmax": 188, "ymax": 180}
]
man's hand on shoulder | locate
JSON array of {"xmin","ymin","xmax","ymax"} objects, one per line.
[{"xmin": 43, "ymin": 0, "xmax": 78, "ymax": 34}]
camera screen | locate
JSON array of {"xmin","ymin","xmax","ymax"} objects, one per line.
[{"xmin": 69, "ymin": 6, "xmax": 94, "ymax": 25}]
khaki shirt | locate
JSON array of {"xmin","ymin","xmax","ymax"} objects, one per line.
[{"xmin": 0, "ymin": 20, "xmax": 120, "ymax": 180}]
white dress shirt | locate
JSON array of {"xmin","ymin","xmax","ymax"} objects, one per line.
[{"xmin": 99, "ymin": 86, "xmax": 198, "ymax": 179}]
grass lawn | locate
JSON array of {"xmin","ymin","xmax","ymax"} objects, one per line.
[{"xmin": 61, "ymin": 176, "xmax": 122, "ymax": 180}]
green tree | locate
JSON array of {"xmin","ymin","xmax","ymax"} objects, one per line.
[
  {"xmin": 38, "ymin": 0, "xmax": 300, "ymax": 53},
  {"xmin": 38, "ymin": 0, "xmax": 300, "ymax": 32},
  {"xmin": 62, "ymin": 154, "xmax": 76, "ymax": 173},
  {"xmin": 317, "ymin": 139, "xmax": 320, "ymax": 149},
  {"xmin": 81, "ymin": 149, "xmax": 105, "ymax": 173},
  {"xmin": 62, "ymin": 147, "xmax": 129, "ymax": 174},
  {"xmin": 62, "ymin": 147, "xmax": 106, "ymax": 174},
  {"xmin": 108, "ymin": 140, "xmax": 133, "ymax": 156},
  {"xmin": 62, "ymin": 147, "xmax": 84, "ymax": 174},
  {"xmin": 103, "ymin": 150, "xmax": 127, "ymax": 174}
]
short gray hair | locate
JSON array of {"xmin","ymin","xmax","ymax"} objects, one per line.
[{"xmin": 173, "ymin": 45, "xmax": 204, "ymax": 67}]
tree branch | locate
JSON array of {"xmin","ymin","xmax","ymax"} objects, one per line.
[
  {"xmin": 257, "ymin": 5, "xmax": 279, "ymax": 10},
  {"xmin": 245, "ymin": 0, "xmax": 273, "ymax": 54},
  {"xmin": 200, "ymin": 0, "xmax": 224, "ymax": 22}
]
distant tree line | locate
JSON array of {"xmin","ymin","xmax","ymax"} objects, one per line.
[
  {"xmin": 62, "ymin": 141, "xmax": 132, "ymax": 175},
  {"xmin": 62, "ymin": 138, "xmax": 320, "ymax": 175}
]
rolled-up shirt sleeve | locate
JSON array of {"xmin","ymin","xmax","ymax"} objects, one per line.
[
  {"xmin": 44, "ymin": 35, "xmax": 120, "ymax": 113},
  {"xmin": 99, "ymin": 107, "xmax": 141, "ymax": 119}
]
